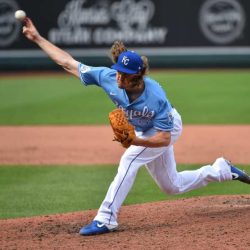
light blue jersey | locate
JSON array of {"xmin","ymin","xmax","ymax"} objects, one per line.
[{"xmin": 78, "ymin": 63, "xmax": 173, "ymax": 132}]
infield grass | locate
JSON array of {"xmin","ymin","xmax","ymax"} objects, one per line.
[
  {"xmin": 1, "ymin": 70, "xmax": 250, "ymax": 219},
  {"xmin": 0, "ymin": 70, "xmax": 250, "ymax": 124},
  {"xmin": 1, "ymin": 164, "xmax": 250, "ymax": 219}
]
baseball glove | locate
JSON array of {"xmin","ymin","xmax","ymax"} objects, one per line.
[{"xmin": 109, "ymin": 108, "xmax": 136, "ymax": 148}]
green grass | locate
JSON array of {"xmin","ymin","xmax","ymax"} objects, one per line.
[
  {"xmin": 1, "ymin": 70, "xmax": 250, "ymax": 220},
  {"xmin": 0, "ymin": 76, "xmax": 113, "ymax": 124},
  {"xmin": 1, "ymin": 164, "xmax": 249, "ymax": 219},
  {"xmin": 153, "ymin": 71, "xmax": 250, "ymax": 124},
  {"xmin": 0, "ymin": 70, "xmax": 250, "ymax": 124}
]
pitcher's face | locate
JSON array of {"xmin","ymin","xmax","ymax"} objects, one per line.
[{"xmin": 116, "ymin": 72, "xmax": 135, "ymax": 90}]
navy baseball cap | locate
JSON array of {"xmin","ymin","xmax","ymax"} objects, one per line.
[{"xmin": 111, "ymin": 51, "xmax": 143, "ymax": 74}]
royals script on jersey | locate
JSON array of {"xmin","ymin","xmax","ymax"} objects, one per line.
[{"xmin": 78, "ymin": 63, "xmax": 174, "ymax": 132}]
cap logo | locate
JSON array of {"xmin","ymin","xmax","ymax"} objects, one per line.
[{"xmin": 121, "ymin": 56, "xmax": 129, "ymax": 65}]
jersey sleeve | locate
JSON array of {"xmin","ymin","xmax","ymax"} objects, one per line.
[
  {"xmin": 153, "ymin": 101, "xmax": 174, "ymax": 131},
  {"xmin": 78, "ymin": 63, "xmax": 110, "ymax": 87}
]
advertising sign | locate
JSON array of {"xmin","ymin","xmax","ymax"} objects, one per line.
[{"xmin": 0, "ymin": 0, "xmax": 249, "ymax": 68}]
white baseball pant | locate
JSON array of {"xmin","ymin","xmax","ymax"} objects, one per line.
[{"xmin": 94, "ymin": 108, "xmax": 232, "ymax": 226}]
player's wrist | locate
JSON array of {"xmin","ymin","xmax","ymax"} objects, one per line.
[
  {"xmin": 131, "ymin": 137, "xmax": 145, "ymax": 146},
  {"xmin": 34, "ymin": 34, "xmax": 44, "ymax": 43}
]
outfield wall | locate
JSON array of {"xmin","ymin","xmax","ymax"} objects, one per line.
[{"xmin": 1, "ymin": 0, "xmax": 250, "ymax": 70}]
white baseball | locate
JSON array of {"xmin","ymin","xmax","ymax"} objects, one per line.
[{"xmin": 15, "ymin": 10, "xmax": 26, "ymax": 21}]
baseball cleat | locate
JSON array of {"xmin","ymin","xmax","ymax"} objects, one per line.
[
  {"xmin": 79, "ymin": 220, "xmax": 117, "ymax": 236},
  {"xmin": 225, "ymin": 159, "xmax": 250, "ymax": 184}
]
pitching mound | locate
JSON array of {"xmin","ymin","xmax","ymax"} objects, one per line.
[{"xmin": 1, "ymin": 195, "xmax": 250, "ymax": 250}]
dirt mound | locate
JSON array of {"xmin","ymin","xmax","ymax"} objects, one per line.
[{"xmin": 1, "ymin": 195, "xmax": 250, "ymax": 250}]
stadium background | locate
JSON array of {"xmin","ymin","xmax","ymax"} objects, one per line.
[{"xmin": 1, "ymin": 0, "xmax": 250, "ymax": 70}]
